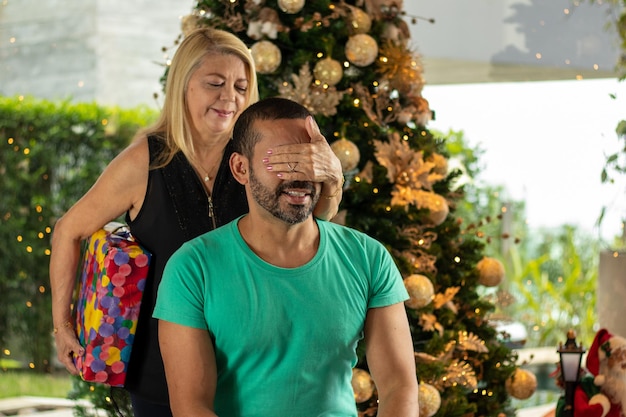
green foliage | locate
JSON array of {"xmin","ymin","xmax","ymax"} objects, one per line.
[
  {"xmin": 0, "ymin": 370, "xmax": 72, "ymax": 399},
  {"xmin": 0, "ymin": 95, "xmax": 156, "ymax": 403},
  {"xmin": 600, "ymin": 109, "xmax": 626, "ymax": 181},
  {"xmin": 504, "ymin": 225, "xmax": 600, "ymax": 348},
  {"xmin": 441, "ymin": 127, "xmax": 600, "ymax": 349},
  {"xmin": 68, "ymin": 378, "xmax": 132, "ymax": 417}
]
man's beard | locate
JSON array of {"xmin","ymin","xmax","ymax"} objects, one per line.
[
  {"xmin": 601, "ymin": 346, "xmax": 626, "ymax": 415},
  {"xmin": 248, "ymin": 166, "xmax": 319, "ymax": 224}
]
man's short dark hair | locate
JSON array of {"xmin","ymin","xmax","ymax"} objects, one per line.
[{"xmin": 232, "ymin": 97, "xmax": 312, "ymax": 158}]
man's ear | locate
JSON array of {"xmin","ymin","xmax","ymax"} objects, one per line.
[{"xmin": 229, "ymin": 152, "xmax": 249, "ymax": 185}]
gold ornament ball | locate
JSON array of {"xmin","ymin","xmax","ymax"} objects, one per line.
[
  {"xmin": 403, "ymin": 274, "xmax": 434, "ymax": 309},
  {"xmin": 313, "ymin": 57, "xmax": 344, "ymax": 86},
  {"xmin": 345, "ymin": 34, "xmax": 378, "ymax": 67},
  {"xmin": 348, "ymin": 6, "xmax": 372, "ymax": 34},
  {"xmin": 278, "ymin": 0, "xmax": 306, "ymax": 14},
  {"xmin": 476, "ymin": 256, "xmax": 505, "ymax": 287},
  {"xmin": 505, "ymin": 368, "xmax": 537, "ymax": 400},
  {"xmin": 351, "ymin": 368, "xmax": 375, "ymax": 403},
  {"xmin": 425, "ymin": 193, "xmax": 449, "ymax": 226},
  {"xmin": 181, "ymin": 14, "xmax": 200, "ymax": 37},
  {"xmin": 250, "ymin": 41, "xmax": 282, "ymax": 74},
  {"xmin": 330, "ymin": 138, "xmax": 360, "ymax": 172},
  {"xmin": 418, "ymin": 382, "xmax": 441, "ymax": 417}
]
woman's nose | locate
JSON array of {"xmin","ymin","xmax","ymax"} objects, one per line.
[{"xmin": 220, "ymin": 86, "xmax": 235, "ymax": 102}]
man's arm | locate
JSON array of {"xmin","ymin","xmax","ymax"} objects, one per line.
[
  {"xmin": 364, "ymin": 303, "xmax": 419, "ymax": 417},
  {"xmin": 159, "ymin": 320, "xmax": 219, "ymax": 417}
]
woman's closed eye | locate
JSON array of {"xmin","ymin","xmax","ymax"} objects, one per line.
[{"xmin": 206, "ymin": 82, "xmax": 247, "ymax": 94}]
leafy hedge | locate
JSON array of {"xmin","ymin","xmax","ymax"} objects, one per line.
[{"xmin": 0, "ymin": 95, "xmax": 157, "ymax": 372}]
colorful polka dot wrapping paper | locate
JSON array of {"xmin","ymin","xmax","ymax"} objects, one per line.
[{"xmin": 73, "ymin": 224, "xmax": 151, "ymax": 387}]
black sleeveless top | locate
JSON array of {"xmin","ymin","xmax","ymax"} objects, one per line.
[{"xmin": 124, "ymin": 135, "xmax": 247, "ymax": 403}]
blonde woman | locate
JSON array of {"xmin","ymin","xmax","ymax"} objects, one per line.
[{"xmin": 50, "ymin": 28, "xmax": 343, "ymax": 417}]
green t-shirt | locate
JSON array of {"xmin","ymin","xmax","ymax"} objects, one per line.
[{"xmin": 154, "ymin": 217, "xmax": 408, "ymax": 417}]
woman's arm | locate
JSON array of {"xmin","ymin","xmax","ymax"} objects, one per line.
[{"xmin": 49, "ymin": 138, "xmax": 149, "ymax": 374}]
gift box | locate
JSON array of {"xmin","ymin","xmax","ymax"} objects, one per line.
[{"xmin": 74, "ymin": 223, "xmax": 151, "ymax": 387}]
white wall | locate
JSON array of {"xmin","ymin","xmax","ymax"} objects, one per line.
[
  {"xmin": 0, "ymin": 0, "xmax": 193, "ymax": 108},
  {"xmin": 425, "ymin": 78, "xmax": 626, "ymax": 239}
]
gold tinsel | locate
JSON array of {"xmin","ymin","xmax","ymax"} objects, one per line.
[
  {"xmin": 373, "ymin": 131, "xmax": 448, "ymax": 213},
  {"xmin": 443, "ymin": 360, "xmax": 478, "ymax": 390},
  {"xmin": 396, "ymin": 249, "xmax": 437, "ymax": 276},
  {"xmin": 457, "ymin": 331, "xmax": 489, "ymax": 353},
  {"xmin": 419, "ymin": 313, "xmax": 443, "ymax": 335},
  {"xmin": 352, "ymin": 83, "xmax": 398, "ymax": 127},
  {"xmin": 377, "ymin": 41, "xmax": 424, "ymax": 96},
  {"xmin": 294, "ymin": 8, "xmax": 341, "ymax": 32},
  {"xmin": 484, "ymin": 288, "xmax": 517, "ymax": 317},
  {"xmin": 374, "ymin": 132, "xmax": 434, "ymax": 188},
  {"xmin": 197, "ymin": 4, "xmax": 245, "ymax": 33},
  {"xmin": 415, "ymin": 341, "xmax": 455, "ymax": 365},
  {"xmin": 432, "ymin": 287, "xmax": 460, "ymax": 310},
  {"xmin": 278, "ymin": 63, "xmax": 344, "ymax": 116},
  {"xmin": 394, "ymin": 225, "xmax": 438, "ymax": 275}
]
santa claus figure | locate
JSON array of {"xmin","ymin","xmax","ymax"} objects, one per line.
[{"xmin": 565, "ymin": 328, "xmax": 626, "ymax": 417}]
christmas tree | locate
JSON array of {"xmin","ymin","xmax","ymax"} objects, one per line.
[{"xmin": 173, "ymin": 1, "xmax": 536, "ymax": 416}]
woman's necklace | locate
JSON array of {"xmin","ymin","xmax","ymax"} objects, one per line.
[
  {"xmin": 194, "ymin": 149, "xmax": 224, "ymax": 185},
  {"xmin": 196, "ymin": 162, "xmax": 216, "ymax": 184}
]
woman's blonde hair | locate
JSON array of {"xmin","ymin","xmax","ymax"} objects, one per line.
[{"xmin": 141, "ymin": 27, "xmax": 259, "ymax": 167}]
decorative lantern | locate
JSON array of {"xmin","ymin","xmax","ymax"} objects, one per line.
[{"xmin": 557, "ymin": 330, "xmax": 585, "ymax": 417}]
